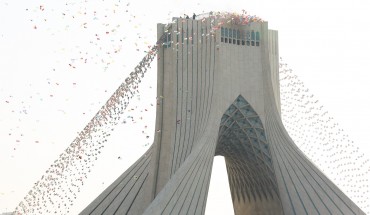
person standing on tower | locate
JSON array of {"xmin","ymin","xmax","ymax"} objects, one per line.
[{"xmin": 192, "ymin": 13, "xmax": 196, "ymax": 19}]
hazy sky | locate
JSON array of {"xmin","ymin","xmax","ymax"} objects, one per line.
[{"xmin": 1, "ymin": 0, "xmax": 370, "ymax": 214}]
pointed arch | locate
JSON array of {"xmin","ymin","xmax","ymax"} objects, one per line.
[{"xmin": 216, "ymin": 95, "xmax": 279, "ymax": 202}]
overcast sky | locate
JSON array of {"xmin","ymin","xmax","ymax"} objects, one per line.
[{"xmin": 1, "ymin": 0, "xmax": 370, "ymax": 214}]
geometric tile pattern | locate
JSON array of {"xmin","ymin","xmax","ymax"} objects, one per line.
[{"xmin": 216, "ymin": 95, "xmax": 280, "ymax": 202}]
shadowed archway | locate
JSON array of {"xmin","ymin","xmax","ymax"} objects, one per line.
[{"xmin": 215, "ymin": 95, "xmax": 283, "ymax": 215}]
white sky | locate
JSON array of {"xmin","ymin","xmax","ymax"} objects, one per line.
[{"xmin": 1, "ymin": 0, "xmax": 370, "ymax": 214}]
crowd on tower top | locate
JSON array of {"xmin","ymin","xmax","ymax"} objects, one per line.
[{"xmin": 179, "ymin": 11, "xmax": 264, "ymax": 25}]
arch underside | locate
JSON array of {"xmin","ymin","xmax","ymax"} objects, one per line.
[{"xmin": 216, "ymin": 95, "xmax": 283, "ymax": 215}]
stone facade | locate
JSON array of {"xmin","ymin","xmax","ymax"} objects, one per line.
[{"xmin": 81, "ymin": 17, "xmax": 365, "ymax": 215}]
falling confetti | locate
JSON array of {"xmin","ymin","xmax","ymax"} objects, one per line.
[
  {"xmin": 279, "ymin": 59, "xmax": 370, "ymax": 213},
  {"xmin": 10, "ymin": 9, "xmax": 369, "ymax": 215},
  {"xmin": 14, "ymin": 23, "xmax": 164, "ymax": 215}
]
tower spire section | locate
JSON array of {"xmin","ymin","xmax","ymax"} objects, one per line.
[{"xmin": 81, "ymin": 12, "xmax": 366, "ymax": 215}]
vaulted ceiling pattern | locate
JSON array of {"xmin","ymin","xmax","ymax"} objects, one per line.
[{"xmin": 216, "ymin": 95, "xmax": 279, "ymax": 202}]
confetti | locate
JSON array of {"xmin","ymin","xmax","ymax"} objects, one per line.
[{"xmin": 12, "ymin": 10, "xmax": 370, "ymax": 215}]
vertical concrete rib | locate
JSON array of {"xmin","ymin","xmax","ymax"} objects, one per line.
[
  {"xmin": 190, "ymin": 20, "xmax": 199, "ymax": 154},
  {"xmin": 150, "ymin": 23, "xmax": 168, "ymax": 197},
  {"xmin": 178, "ymin": 19, "xmax": 189, "ymax": 167},
  {"xmin": 170, "ymin": 20, "xmax": 179, "ymax": 176},
  {"xmin": 204, "ymin": 21, "xmax": 216, "ymax": 138},
  {"xmin": 185, "ymin": 19, "xmax": 195, "ymax": 157},
  {"xmin": 181, "ymin": 19, "xmax": 193, "ymax": 164},
  {"xmin": 171, "ymin": 20, "xmax": 183, "ymax": 175},
  {"xmin": 200, "ymin": 19, "xmax": 210, "ymax": 135},
  {"xmin": 175, "ymin": 19, "xmax": 187, "ymax": 172},
  {"xmin": 197, "ymin": 22, "xmax": 207, "ymax": 139},
  {"xmin": 194, "ymin": 20, "xmax": 202, "ymax": 141}
]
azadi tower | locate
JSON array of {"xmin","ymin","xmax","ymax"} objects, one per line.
[{"xmin": 81, "ymin": 16, "xmax": 365, "ymax": 215}]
